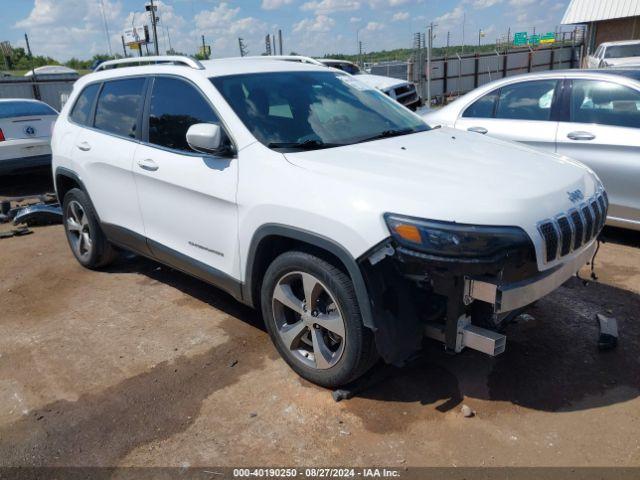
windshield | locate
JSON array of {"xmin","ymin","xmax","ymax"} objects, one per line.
[
  {"xmin": 211, "ymin": 71, "xmax": 428, "ymax": 150},
  {"xmin": 0, "ymin": 101, "xmax": 57, "ymax": 119},
  {"xmin": 605, "ymin": 44, "xmax": 640, "ymax": 59}
]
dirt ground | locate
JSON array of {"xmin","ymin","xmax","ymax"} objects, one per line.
[{"xmin": 0, "ymin": 172, "xmax": 639, "ymax": 470}]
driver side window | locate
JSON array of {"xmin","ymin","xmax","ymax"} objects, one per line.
[{"xmin": 148, "ymin": 76, "xmax": 220, "ymax": 153}]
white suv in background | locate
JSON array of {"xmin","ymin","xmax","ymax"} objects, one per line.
[
  {"xmin": 52, "ymin": 56, "xmax": 606, "ymax": 388},
  {"xmin": 587, "ymin": 40, "xmax": 640, "ymax": 69}
]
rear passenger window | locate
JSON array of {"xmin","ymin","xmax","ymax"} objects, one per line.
[
  {"xmin": 94, "ymin": 78, "xmax": 145, "ymax": 138},
  {"xmin": 463, "ymin": 91, "xmax": 498, "ymax": 118},
  {"xmin": 570, "ymin": 80, "xmax": 640, "ymax": 128},
  {"xmin": 148, "ymin": 77, "xmax": 219, "ymax": 152},
  {"xmin": 70, "ymin": 83, "xmax": 99, "ymax": 126},
  {"xmin": 495, "ymin": 80, "xmax": 557, "ymax": 121}
]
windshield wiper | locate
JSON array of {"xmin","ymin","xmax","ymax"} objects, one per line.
[
  {"xmin": 356, "ymin": 128, "xmax": 420, "ymax": 144},
  {"xmin": 267, "ymin": 139, "xmax": 343, "ymax": 150}
]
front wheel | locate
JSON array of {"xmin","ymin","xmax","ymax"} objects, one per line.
[{"xmin": 261, "ymin": 251, "xmax": 377, "ymax": 388}]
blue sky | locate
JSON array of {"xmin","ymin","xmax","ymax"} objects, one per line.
[{"xmin": 1, "ymin": 0, "xmax": 571, "ymax": 61}]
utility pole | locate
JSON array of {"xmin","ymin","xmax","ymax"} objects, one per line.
[
  {"xmin": 121, "ymin": 36, "xmax": 128, "ymax": 57},
  {"xmin": 201, "ymin": 35, "xmax": 209, "ymax": 59},
  {"xmin": 478, "ymin": 29, "xmax": 483, "ymax": 48},
  {"xmin": 358, "ymin": 41, "xmax": 363, "ymax": 66},
  {"xmin": 265, "ymin": 35, "xmax": 272, "ymax": 55},
  {"xmin": 462, "ymin": 12, "xmax": 466, "ymax": 55},
  {"xmin": 426, "ymin": 22, "xmax": 436, "ymax": 107},
  {"xmin": 238, "ymin": 38, "xmax": 247, "ymax": 57},
  {"xmin": 278, "ymin": 29, "xmax": 283, "ymax": 56},
  {"xmin": 146, "ymin": 0, "xmax": 160, "ymax": 55},
  {"xmin": 24, "ymin": 33, "xmax": 40, "ymax": 100},
  {"xmin": 166, "ymin": 26, "xmax": 173, "ymax": 52}
]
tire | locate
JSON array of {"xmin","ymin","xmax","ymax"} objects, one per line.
[
  {"xmin": 261, "ymin": 251, "xmax": 378, "ymax": 388},
  {"xmin": 62, "ymin": 188, "xmax": 118, "ymax": 269}
]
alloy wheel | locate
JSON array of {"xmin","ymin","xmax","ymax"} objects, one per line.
[
  {"xmin": 272, "ymin": 271, "xmax": 346, "ymax": 370},
  {"xmin": 65, "ymin": 200, "xmax": 93, "ymax": 262}
]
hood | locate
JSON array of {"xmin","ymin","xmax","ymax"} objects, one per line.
[
  {"xmin": 283, "ymin": 128, "xmax": 600, "ymax": 257},
  {"xmin": 355, "ymin": 73, "xmax": 407, "ymax": 91},
  {"xmin": 603, "ymin": 57, "xmax": 640, "ymax": 67}
]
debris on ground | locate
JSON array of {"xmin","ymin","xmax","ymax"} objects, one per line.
[
  {"xmin": 228, "ymin": 359, "xmax": 238, "ymax": 367},
  {"xmin": 461, "ymin": 404, "xmax": 476, "ymax": 418},
  {"xmin": 0, "ymin": 227, "xmax": 33, "ymax": 239},
  {"xmin": 597, "ymin": 313, "xmax": 618, "ymax": 351},
  {"xmin": 13, "ymin": 203, "xmax": 62, "ymax": 227},
  {"xmin": 516, "ymin": 313, "xmax": 536, "ymax": 323}
]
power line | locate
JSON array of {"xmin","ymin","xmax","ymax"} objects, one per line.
[{"xmin": 99, "ymin": 0, "xmax": 113, "ymax": 56}]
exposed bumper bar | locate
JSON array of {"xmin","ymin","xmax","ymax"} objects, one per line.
[{"xmin": 465, "ymin": 240, "xmax": 597, "ymax": 313}]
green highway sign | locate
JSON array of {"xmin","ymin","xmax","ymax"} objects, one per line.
[{"xmin": 514, "ymin": 32, "xmax": 528, "ymax": 46}]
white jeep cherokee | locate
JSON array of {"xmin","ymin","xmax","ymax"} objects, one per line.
[{"xmin": 52, "ymin": 56, "xmax": 607, "ymax": 388}]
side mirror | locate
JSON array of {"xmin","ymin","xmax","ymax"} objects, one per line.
[{"xmin": 186, "ymin": 123, "xmax": 226, "ymax": 155}]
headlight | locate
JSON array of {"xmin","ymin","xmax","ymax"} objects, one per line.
[{"xmin": 384, "ymin": 213, "xmax": 531, "ymax": 258}]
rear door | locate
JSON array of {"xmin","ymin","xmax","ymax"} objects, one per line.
[
  {"xmin": 133, "ymin": 75, "xmax": 239, "ymax": 284},
  {"xmin": 71, "ymin": 77, "xmax": 147, "ymax": 243},
  {"xmin": 556, "ymin": 78, "xmax": 640, "ymax": 227},
  {"xmin": 455, "ymin": 79, "xmax": 561, "ymax": 153}
]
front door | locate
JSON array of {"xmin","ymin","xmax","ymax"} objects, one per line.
[
  {"xmin": 133, "ymin": 76, "xmax": 240, "ymax": 286},
  {"xmin": 455, "ymin": 79, "xmax": 561, "ymax": 153}
]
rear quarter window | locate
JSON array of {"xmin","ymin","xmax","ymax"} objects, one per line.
[
  {"xmin": 0, "ymin": 101, "xmax": 57, "ymax": 119},
  {"xmin": 69, "ymin": 83, "xmax": 100, "ymax": 126}
]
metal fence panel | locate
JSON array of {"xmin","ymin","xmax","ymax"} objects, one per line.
[
  {"xmin": 0, "ymin": 77, "xmax": 76, "ymax": 111},
  {"xmin": 370, "ymin": 44, "xmax": 581, "ymax": 103}
]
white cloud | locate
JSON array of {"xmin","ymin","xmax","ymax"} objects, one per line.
[
  {"xmin": 293, "ymin": 15, "xmax": 336, "ymax": 33},
  {"xmin": 392, "ymin": 11, "xmax": 409, "ymax": 21},
  {"xmin": 261, "ymin": 0, "xmax": 294, "ymax": 10},
  {"xmin": 434, "ymin": 6, "xmax": 465, "ymax": 27},
  {"xmin": 194, "ymin": 3, "xmax": 267, "ymax": 55},
  {"xmin": 14, "ymin": 0, "xmax": 123, "ymax": 59},
  {"xmin": 300, "ymin": 0, "xmax": 361, "ymax": 14},
  {"xmin": 365, "ymin": 21, "xmax": 384, "ymax": 31},
  {"xmin": 350, "ymin": 16, "xmax": 362, "ymax": 23},
  {"xmin": 509, "ymin": 0, "xmax": 536, "ymax": 6},
  {"xmin": 473, "ymin": 0, "xmax": 503, "ymax": 8}
]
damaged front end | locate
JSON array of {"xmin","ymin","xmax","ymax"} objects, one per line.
[{"xmin": 359, "ymin": 214, "xmax": 595, "ymax": 365}]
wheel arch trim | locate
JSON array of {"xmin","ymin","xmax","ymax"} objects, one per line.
[
  {"xmin": 243, "ymin": 224, "xmax": 376, "ymax": 330},
  {"xmin": 55, "ymin": 167, "xmax": 103, "ymax": 225}
]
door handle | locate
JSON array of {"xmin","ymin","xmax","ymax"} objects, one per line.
[
  {"xmin": 467, "ymin": 126, "xmax": 488, "ymax": 134},
  {"xmin": 137, "ymin": 159, "xmax": 159, "ymax": 172},
  {"xmin": 567, "ymin": 131, "xmax": 596, "ymax": 141},
  {"xmin": 76, "ymin": 141, "xmax": 91, "ymax": 151}
]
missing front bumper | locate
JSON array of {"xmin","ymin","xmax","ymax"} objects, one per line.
[{"xmin": 464, "ymin": 241, "xmax": 597, "ymax": 314}]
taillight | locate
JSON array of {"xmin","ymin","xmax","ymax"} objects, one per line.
[{"xmin": 0, "ymin": 128, "xmax": 5, "ymax": 142}]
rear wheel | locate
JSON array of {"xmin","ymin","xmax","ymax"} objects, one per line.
[
  {"xmin": 261, "ymin": 251, "xmax": 377, "ymax": 388},
  {"xmin": 63, "ymin": 188, "xmax": 117, "ymax": 269}
]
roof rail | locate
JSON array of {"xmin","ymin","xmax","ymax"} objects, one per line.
[
  {"xmin": 244, "ymin": 55, "xmax": 325, "ymax": 66},
  {"xmin": 95, "ymin": 56, "xmax": 205, "ymax": 72}
]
